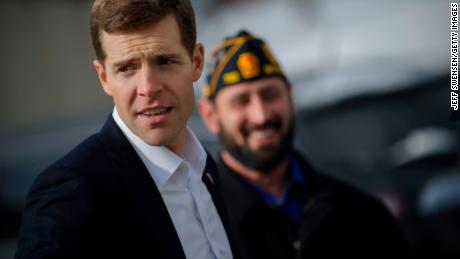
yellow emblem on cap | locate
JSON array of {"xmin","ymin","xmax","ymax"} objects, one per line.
[
  {"xmin": 223, "ymin": 71, "xmax": 241, "ymax": 85},
  {"xmin": 237, "ymin": 52, "xmax": 260, "ymax": 79}
]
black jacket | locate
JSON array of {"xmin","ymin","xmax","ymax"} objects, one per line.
[
  {"xmin": 217, "ymin": 150, "xmax": 410, "ymax": 259},
  {"xmin": 16, "ymin": 116, "xmax": 240, "ymax": 259}
]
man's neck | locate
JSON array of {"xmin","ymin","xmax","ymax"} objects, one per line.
[
  {"xmin": 221, "ymin": 150, "xmax": 289, "ymax": 199},
  {"xmin": 165, "ymin": 126, "xmax": 187, "ymax": 157}
]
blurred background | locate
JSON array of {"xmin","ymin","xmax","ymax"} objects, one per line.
[{"xmin": 0, "ymin": 0, "xmax": 457, "ymax": 258}]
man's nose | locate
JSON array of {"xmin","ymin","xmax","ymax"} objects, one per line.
[
  {"xmin": 137, "ymin": 66, "xmax": 163, "ymax": 97},
  {"xmin": 248, "ymin": 96, "xmax": 270, "ymax": 125}
]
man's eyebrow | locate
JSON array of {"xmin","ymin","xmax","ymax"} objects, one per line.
[
  {"xmin": 259, "ymin": 84, "xmax": 280, "ymax": 92},
  {"xmin": 111, "ymin": 52, "xmax": 182, "ymax": 67},
  {"xmin": 150, "ymin": 53, "xmax": 182, "ymax": 61},
  {"xmin": 228, "ymin": 91, "xmax": 248, "ymax": 103},
  {"xmin": 112, "ymin": 57, "xmax": 136, "ymax": 69}
]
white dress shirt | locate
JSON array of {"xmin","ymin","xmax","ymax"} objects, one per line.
[{"xmin": 113, "ymin": 108, "xmax": 233, "ymax": 259}]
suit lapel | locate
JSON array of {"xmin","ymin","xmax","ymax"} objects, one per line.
[
  {"xmin": 202, "ymin": 154, "xmax": 242, "ymax": 259},
  {"xmin": 98, "ymin": 116, "xmax": 186, "ymax": 259},
  {"xmin": 202, "ymin": 155, "xmax": 223, "ymax": 215}
]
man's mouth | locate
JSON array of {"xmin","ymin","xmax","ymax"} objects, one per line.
[
  {"xmin": 139, "ymin": 107, "xmax": 173, "ymax": 116},
  {"xmin": 249, "ymin": 128, "xmax": 277, "ymax": 140},
  {"xmin": 242, "ymin": 119, "xmax": 282, "ymax": 138}
]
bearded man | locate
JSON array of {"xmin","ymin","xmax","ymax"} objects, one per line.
[{"xmin": 199, "ymin": 30, "xmax": 410, "ymax": 259}]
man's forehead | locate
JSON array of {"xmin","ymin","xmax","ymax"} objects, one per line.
[
  {"xmin": 216, "ymin": 77, "xmax": 287, "ymax": 99},
  {"xmin": 100, "ymin": 14, "xmax": 183, "ymax": 63},
  {"xmin": 103, "ymin": 28, "xmax": 171, "ymax": 47}
]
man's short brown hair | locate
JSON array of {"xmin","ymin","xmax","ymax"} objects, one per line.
[{"xmin": 90, "ymin": 0, "xmax": 197, "ymax": 61}]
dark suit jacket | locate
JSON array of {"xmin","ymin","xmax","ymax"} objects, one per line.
[
  {"xmin": 218, "ymin": 150, "xmax": 410, "ymax": 259},
  {"xmin": 15, "ymin": 116, "xmax": 240, "ymax": 259}
]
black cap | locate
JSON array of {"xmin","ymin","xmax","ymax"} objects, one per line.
[{"xmin": 203, "ymin": 30, "xmax": 286, "ymax": 99}]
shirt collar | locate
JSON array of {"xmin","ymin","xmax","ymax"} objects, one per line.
[
  {"xmin": 182, "ymin": 124, "xmax": 207, "ymax": 177},
  {"xmin": 250, "ymin": 155, "xmax": 306, "ymax": 206},
  {"xmin": 112, "ymin": 107, "xmax": 206, "ymax": 186}
]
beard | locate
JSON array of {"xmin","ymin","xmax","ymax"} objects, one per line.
[{"xmin": 218, "ymin": 114, "xmax": 294, "ymax": 172}]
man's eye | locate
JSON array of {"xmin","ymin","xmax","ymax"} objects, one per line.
[
  {"xmin": 262, "ymin": 89, "xmax": 280, "ymax": 101},
  {"xmin": 158, "ymin": 58, "xmax": 174, "ymax": 66},
  {"xmin": 231, "ymin": 96, "xmax": 249, "ymax": 108},
  {"xmin": 118, "ymin": 64, "xmax": 136, "ymax": 73}
]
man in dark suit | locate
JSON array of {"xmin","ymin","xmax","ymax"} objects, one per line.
[
  {"xmin": 199, "ymin": 30, "xmax": 410, "ymax": 259},
  {"xmin": 15, "ymin": 1, "xmax": 238, "ymax": 259}
]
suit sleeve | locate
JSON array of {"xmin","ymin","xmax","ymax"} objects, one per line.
[{"xmin": 15, "ymin": 167, "xmax": 96, "ymax": 259}]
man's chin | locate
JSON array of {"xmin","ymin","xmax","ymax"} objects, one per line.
[
  {"xmin": 236, "ymin": 147, "xmax": 287, "ymax": 172},
  {"xmin": 219, "ymin": 120, "xmax": 295, "ymax": 171},
  {"xmin": 251, "ymin": 144, "xmax": 281, "ymax": 157},
  {"xmin": 251, "ymin": 150, "xmax": 277, "ymax": 161}
]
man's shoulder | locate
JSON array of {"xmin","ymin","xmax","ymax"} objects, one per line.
[
  {"xmin": 53, "ymin": 133, "xmax": 107, "ymax": 170},
  {"xmin": 311, "ymin": 173, "xmax": 376, "ymax": 206},
  {"xmin": 305, "ymin": 167, "xmax": 380, "ymax": 209},
  {"xmin": 35, "ymin": 132, "xmax": 113, "ymax": 187},
  {"xmin": 293, "ymin": 150, "xmax": 386, "ymax": 210},
  {"xmin": 306, "ymin": 171, "xmax": 398, "ymax": 229}
]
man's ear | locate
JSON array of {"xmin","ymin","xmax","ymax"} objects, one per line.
[
  {"xmin": 198, "ymin": 98, "xmax": 220, "ymax": 134},
  {"xmin": 93, "ymin": 59, "xmax": 112, "ymax": 96},
  {"xmin": 192, "ymin": 43, "xmax": 205, "ymax": 81}
]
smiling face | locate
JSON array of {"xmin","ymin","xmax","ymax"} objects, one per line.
[
  {"xmin": 200, "ymin": 77, "xmax": 294, "ymax": 171},
  {"xmin": 93, "ymin": 14, "xmax": 204, "ymax": 154}
]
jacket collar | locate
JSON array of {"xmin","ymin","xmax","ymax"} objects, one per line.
[
  {"xmin": 202, "ymin": 153, "xmax": 243, "ymax": 259},
  {"xmin": 98, "ymin": 115, "xmax": 187, "ymax": 259}
]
